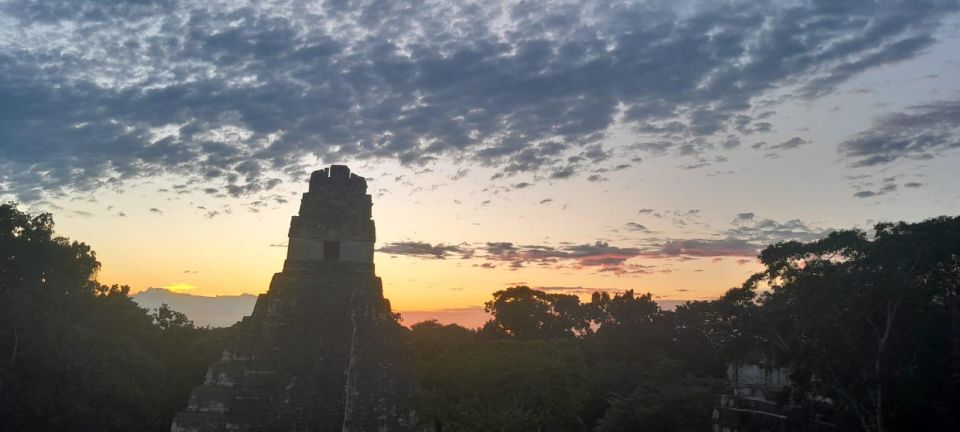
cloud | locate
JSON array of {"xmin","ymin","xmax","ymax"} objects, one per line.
[
  {"xmin": 550, "ymin": 166, "xmax": 577, "ymax": 179},
  {"xmin": 481, "ymin": 240, "xmax": 642, "ymax": 271},
  {"xmin": 623, "ymin": 222, "xmax": 650, "ymax": 232},
  {"xmin": 630, "ymin": 214, "xmax": 832, "ymax": 259},
  {"xmin": 382, "ymin": 213, "xmax": 830, "ymax": 272},
  {"xmin": 450, "ymin": 168, "xmax": 470, "ymax": 181},
  {"xmin": 565, "ymin": 242, "xmax": 643, "ymax": 267},
  {"xmin": 753, "ymin": 136, "xmax": 811, "ymax": 154},
  {"xmin": 640, "ymin": 238, "xmax": 760, "ymax": 258},
  {"xmin": 853, "ymin": 182, "xmax": 898, "ymax": 199},
  {"xmin": 149, "ymin": 207, "xmax": 163, "ymax": 215},
  {"xmin": 163, "ymin": 282, "xmax": 195, "ymax": 293},
  {"xmin": 378, "ymin": 241, "xmax": 473, "ymax": 259},
  {"xmin": 0, "ymin": 0, "xmax": 954, "ymax": 200},
  {"xmin": 839, "ymin": 100, "xmax": 960, "ymax": 166},
  {"xmin": 536, "ymin": 286, "xmax": 623, "ymax": 296},
  {"xmin": 725, "ymin": 214, "xmax": 832, "ymax": 244},
  {"xmin": 774, "ymin": 137, "xmax": 811, "ymax": 150}
]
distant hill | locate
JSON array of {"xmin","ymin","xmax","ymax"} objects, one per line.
[
  {"xmin": 132, "ymin": 288, "xmax": 691, "ymax": 329},
  {"xmin": 132, "ymin": 288, "xmax": 258, "ymax": 328}
]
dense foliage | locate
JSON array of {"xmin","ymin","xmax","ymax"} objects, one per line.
[
  {"xmin": 409, "ymin": 216, "xmax": 960, "ymax": 432},
  {"xmin": 0, "ymin": 203, "xmax": 233, "ymax": 431},
  {"xmin": 752, "ymin": 217, "xmax": 960, "ymax": 431},
  {"xmin": 409, "ymin": 288, "xmax": 725, "ymax": 432}
]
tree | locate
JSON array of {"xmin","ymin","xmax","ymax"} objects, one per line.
[
  {"xmin": 670, "ymin": 285, "xmax": 760, "ymax": 377},
  {"xmin": 753, "ymin": 217, "xmax": 960, "ymax": 432},
  {"xmin": 585, "ymin": 290, "xmax": 672, "ymax": 361},
  {"xmin": 152, "ymin": 303, "xmax": 194, "ymax": 330},
  {"xmin": 0, "ymin": 202, "xmax": 100, "ymax": 296},
  {"xmin": 412, "ymin": 336, "xmax": 588, "ymax": 432},
  {"xmin": 481, "ymin": 285, "xmax": 589, "ymax": 340},
  {"xmin": 578, "ymin": 290, "xmax": 719, "ymax": 428},
  {"xmin": 0, "ymin": 203, "xmax": 232, "ymax": 431},
  {"xmin": 407, "ymin": 319, "xmax": 475, "ymax": 361},
  {"xmin": 595, "ymin": 377, "xmax": 717, "ymax": 432}
]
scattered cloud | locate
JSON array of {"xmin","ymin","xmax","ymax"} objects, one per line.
[
  {"xmin": 839, "ymin": 100, "xmax": 960, "ymax": 166},
  {"xmin": 378, "ymin": 241, "xmax": 473, "ymax": 259},
  {"xmin": 536, "ymin": 286, "xmax": 622, "ymax": 296},
  {"xmin": 0, "ymin": 0, "xmax": 954, "ymax": 201},
  {"xmin": 163, "ymin": 283, "xmax": 195, "ymax": 293},
  {"xmin": 483, "ymin": 241, "xmax": 642, "ymax": 272},
  {"xmin": 626, "ymin": 213, "xmax": 833, "ymax": 259},
  {"xmin": 640, "ymin": 238, "xmax": 760, "ymax": 259},
  {"xmin": 623, "ymin": 222, "xmax": 651, "ymax": 232},
  {"xmin": 384, "ymin": 212, "xmax": 829, "ymax": 273},
  {"xmin": 450, "ymin": 168, "xmax": 470, "ymax": 181},
  {"xmin": 550, "ymin": 166, "xmax": 577, "ymax": 179},
  {"xmin": 753, "ymin": 136, "xmax": 811, "ymax": 155},
  {"xmin": 726, "ymin": 213, "xmax": 833, "ymax": 244},
  {"xmin": 853, "ymin": 182, "xmax": 898, "ymax": 199}
]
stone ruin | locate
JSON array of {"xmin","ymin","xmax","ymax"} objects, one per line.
[
  {"xmin": 172, "ymin": 165, "xmax": 414, "ymax": 432},
  {"xmin": 712, "ymin": 362, "xmax": 836, "ymax": 432}
]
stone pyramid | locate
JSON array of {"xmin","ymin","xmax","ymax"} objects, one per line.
[{"xmin": 172, "ymin": 165, "xmax": 414, "ymax": 432}]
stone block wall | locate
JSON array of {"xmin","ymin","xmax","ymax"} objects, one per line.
[{"xmin": 171, "ymin": 166, "xmax": 414, "ymax": 432}]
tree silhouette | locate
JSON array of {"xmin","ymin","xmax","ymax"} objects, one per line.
[
  {"xmin": 753, "ymin": 217, "xmax": 960, "ymax": 432},
  {"xmin": 482, "ymin": 285, "xmax": 589, "ymax": 339},
  {"xmin": 0, "ymin": 203, "xmax": 231, "ymax": 431}
]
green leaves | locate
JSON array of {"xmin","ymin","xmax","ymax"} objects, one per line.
[
  {"xmin": 0, "ymin": 204, "xmax": 232, "ymax": 431},
  {"xmin": 410, "ymin": 327, "xmax": 589, "ymax": 432}
]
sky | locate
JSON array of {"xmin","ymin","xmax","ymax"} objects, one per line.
[{"xmin": 2, "ymin": 0, "xmax": 959, "ymax": 325}]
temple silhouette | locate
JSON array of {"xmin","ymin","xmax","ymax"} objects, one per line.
[{"xmin": 172, "ymin": 165, "xmax": 413, "ymax": 431}]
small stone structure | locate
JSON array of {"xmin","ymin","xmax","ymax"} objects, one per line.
[
  {"xmin": 712, "ymin": 363, "xmax": 835, "ymax": 432},
  {"xmin": 172, "ymin": 165, "xmax": 414, "ymax": 432}
]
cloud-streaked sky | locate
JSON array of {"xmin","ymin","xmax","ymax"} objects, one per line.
[{"xmin": 2, "ymin": 0, "xmax": 959, "ymax": 319}]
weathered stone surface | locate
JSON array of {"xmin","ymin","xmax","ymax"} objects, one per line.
[
  {"xmin": 172, "ymin": 165, "xmax": 414, "ymax": 432},
  {"xmin": 711, "ymin": 362, "xmax": 836, "ymax": 432}
]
